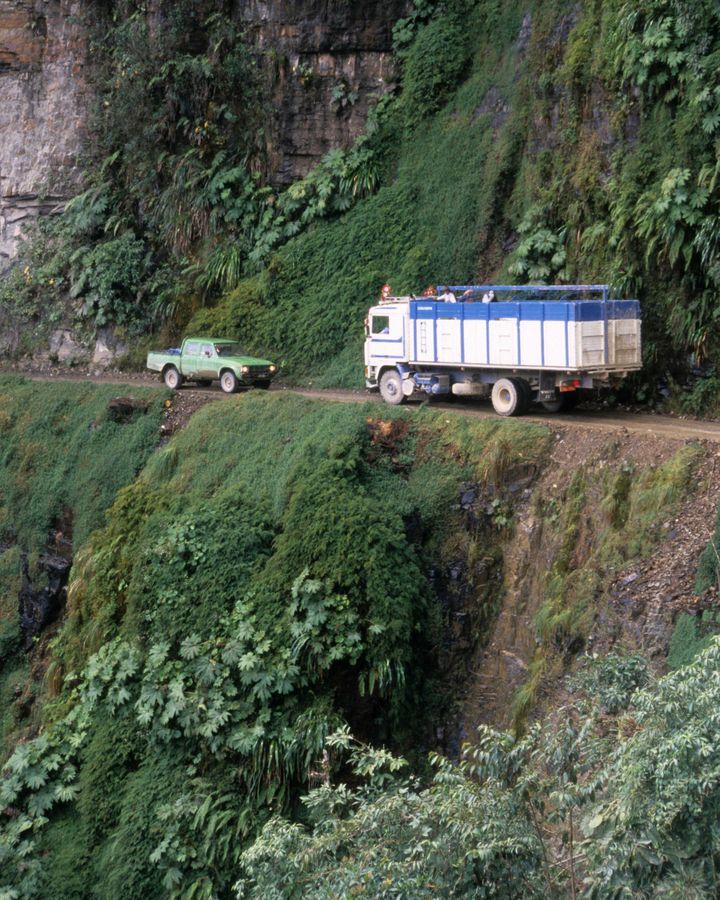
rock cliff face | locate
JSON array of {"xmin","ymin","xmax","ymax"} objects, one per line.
[
  {"xmin": 239, "ymin": 0, "xmax": 409, "ymax": 183},
  {"xmin": 0, "ymin": 0, "xmax": 90, "ymax": 269},
  {"xmin": 0, "ymin": 0, "xmax": 408, "ymax": 266}
]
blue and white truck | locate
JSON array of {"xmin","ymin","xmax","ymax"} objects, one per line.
[{"xmin": 364, "ymin": 285, "xmax": 642, "ymax": 415}]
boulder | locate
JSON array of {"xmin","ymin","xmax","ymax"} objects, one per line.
[
  {"xmin": 92, "ymin": 326, "xmax": 128, "ymax": 368},
  {"xmin": 50, "ymin": 328, "xmax": 87, "ymax": 363}
]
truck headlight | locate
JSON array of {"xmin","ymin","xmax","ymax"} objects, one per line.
[
  {"xmin": 269, "ymin": 365, "xmax": 277, "ymax": 373},
  {"xmin": 241, "ymin": 365, "xmax": 250, "ymax": 374}
]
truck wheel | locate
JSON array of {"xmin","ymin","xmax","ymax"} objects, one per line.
[
  {"xmin": 512, "ymin": 378, "xmax": 532, "ymax": 414},
  {"xmin": 220, "ymin": 371, "xmax": 239, "ymax": 394},
  {"xmin": 163, "ymin": 366, "xmax": 182, "ymax": 390},
  {"xmin": 491, "ymin": 378, "xmax": 522, "ymax": 416},
  {"xmin": 379, "ymin": 369, "xmax": 405, "ymax": 405}
]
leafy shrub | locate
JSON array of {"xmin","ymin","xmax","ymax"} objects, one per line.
[
  {"xmin": 667, "ymin": 612, "xmax": 714, "ymax": 670},
  {"xmin": 574, "ymin": 653, "xmax": 649, "ymax": 713},
  {"xmin": 402, "ymin": 16, "xmax": 470, "ymax": 130},
  {"xmin": 0, "ymin": 393, "xmax": 551, "ymax": 896}
]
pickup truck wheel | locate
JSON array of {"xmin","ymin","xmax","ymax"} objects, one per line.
[
  {"xmin": 491, "ymin": 378, "xmax": 522, "ymax": 416},
  {"xmin": 220, "ymin": 371, "xmax": 239, "ymax": 394},
  {"xmin": 163, "ymin": 366, "xmax": 182, "ymax": 390},
  {"xmin": 379, "ymin": 370, "xmax": 405, "ymax": 405}
]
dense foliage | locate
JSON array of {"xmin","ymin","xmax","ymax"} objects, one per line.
[
  {"xmin": 0, "ymin": 387, "xmax": 549, "ymax": 897},
  {"xmin": 1, "ymin": 0, "xmax": 719, "ymax": 393},
  {"xmin": 184, "ymin": 0, "xmax": 720, "ymax": 387},
  {"xmin": 237, "ymin": 645, "xmax": 720, "ymax": 898}
]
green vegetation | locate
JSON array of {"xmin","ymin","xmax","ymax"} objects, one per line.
[
  {"xmin": 0, "ymin": 377, "xmax": 166, "ymax": 780},
  {"xmin": 237, "ymin": 645, "xmax": 720, "ymax": 898},
  {"xmin": 0, "ymin": 387, "xmax": 551, "ymax": 897},
  {"xmin": 4, "ymin": 0, "xmax": 718, "ymax": 394},
  {"xmin": 5, "ymin": 0, "xmax": 720, "ymax": 896},
  {"xmin": 0, "ymin": 376, "xmax": 168, "ymax": 550}
]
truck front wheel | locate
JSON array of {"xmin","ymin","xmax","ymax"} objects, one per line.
[
  {"xmin": 220, "ymin": 371, "xmax": 239, "ymax": 394},
  {"xmin": 491, "ymin": 378, "xmax": 523, "ymax": 416},
  {"xmin": 163, "ymin": 366, "xmax": 183, "ymax": 390},
  {"xmin": 379, "ymin": 369, "xmax": 405, "ymax": 405}
]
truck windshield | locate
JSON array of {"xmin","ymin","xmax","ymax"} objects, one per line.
[{"xmin": 215, "ymin": 343, "xmax": 245, "ymax": 356}]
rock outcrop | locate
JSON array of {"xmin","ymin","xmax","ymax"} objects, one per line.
[
  {"xmin": 0, "ymin": 0, "xmax": 91, "ymax": 269},
  {"xmin": 0, "ymin": 0, "xmax": 408, "ymax": 267},
  {"xmin": 18, "ymin": 551, "xmax": 71, "ymax": 649},
  {"xmin": 240, "ymin": 0, "xmax": 409, "ymax": 183}
]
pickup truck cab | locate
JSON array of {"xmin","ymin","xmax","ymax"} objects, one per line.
[{"xmin": 147, "ymin": 337, "xmax": 278, "ymax": 393}]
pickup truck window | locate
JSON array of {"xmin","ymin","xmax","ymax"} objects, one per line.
[
  {"xmin": 201, "ymin": 343, "xmax": 214, "ymax": 357},
  {"xmin": 185, "ymin": 342, "xmax": 200, "ymax": 356},
  {"xmin": 215, "ymin": 343, "xmax": 246, "ymax": 356}
]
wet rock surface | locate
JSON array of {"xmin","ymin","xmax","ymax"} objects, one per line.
[
  {"xmin": 240, "ymin": 0, "xmax": 408, "ymax": 184},
  {"xmin": 18, "ymin": 551, "xmax": 71, "ymax": 650}
]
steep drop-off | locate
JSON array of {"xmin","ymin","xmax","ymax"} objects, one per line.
[{"xmin": 0, "ymin": 378, "xmax": 714, "ymax": 896}]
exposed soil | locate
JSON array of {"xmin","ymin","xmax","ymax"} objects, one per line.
[
  {"xmin": 592, "ymin": 447, "xmax": 720, "ymax": 663},
  {"xmin": 461, "ymin": 429, "xmax": 720, "ymax": 733}
]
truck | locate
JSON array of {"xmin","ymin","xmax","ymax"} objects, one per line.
[
  {"xmin": 364, "ymin": 284, "xmax": 641, "ymax": 415},
  {"xmin": 147, "ymin": 337, "xmax": 278, "ymax": 393}
]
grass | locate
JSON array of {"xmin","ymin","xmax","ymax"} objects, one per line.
[{"xmin": 0, "ymin": 377, "xmax": 168, "ymax": 757}]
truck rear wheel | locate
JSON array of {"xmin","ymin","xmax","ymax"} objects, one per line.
[
  {"xmin": 220, "ymin": 371, "xmax": 239, "ymax": 394},
  {"xmin": 514, "ymin": 378, "xmax": 532, "ymax": 414},
  {"xmin": 491, "ymin": 378, "xmax": 523, "ymax": 416},
  {"xmin": 163, "ymin": 366, "xmax": 183, "ymax": 390},
  {"xmin": 379, "ymin": 369, "xmax": 405, "ymax": 405}
]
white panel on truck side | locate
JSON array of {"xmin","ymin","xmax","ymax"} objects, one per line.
[
  {"xmin": 575, "ymin": 321, "xmax": 605, "ymax": 367},
  {"xmin": 462, "ymin": 320, "xmax": 487, "ymax": 365},
  {"xmin": 519, "ymin": 320, "xmax": 542, "ymax": 367},
  {"xmin": 436, "ymin": 318, "xmax": 462, "ymax": 362},
  {"xmin": 609, "ymin": 318, "xmax": 642, "ymax": 366},
  {"xmin": 543, "ymin": 321, "xmax": 567, "ymax": 367},
  {"xmin": 489, "ymin": 319, "xmax": 518, "ymax": 366}
]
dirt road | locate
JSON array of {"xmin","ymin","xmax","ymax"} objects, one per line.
[{"xmin": 10, "ymin": 370, "xmax": 720, "ymax": 443}]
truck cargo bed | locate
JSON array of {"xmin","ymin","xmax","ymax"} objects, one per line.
[{"xmin": 406, "ymin": 298, "xmax": 641, "ymax": 371}]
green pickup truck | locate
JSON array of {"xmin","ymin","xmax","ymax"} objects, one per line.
[{"xmin": 147, "ymin": 337, "xmax": 278, "ymax": 393}]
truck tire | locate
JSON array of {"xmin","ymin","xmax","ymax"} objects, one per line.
[
  {"xmin": 163, "ymin": 366, "xmax": 183, "ymax": 390},
  {"xmin": 379, "ymin": 369, "xmax": 405, "ymax": 405},
  {"xmin": 491, "ymin": 378, "xmax": 523, "ymax": 416},
  {"xmin": 220, "ymin": 370, "xmax": 239, "ymax": 394},
  {"xmin": 513, "ymin": 378, "xmax": 532, "ymax": 414}
]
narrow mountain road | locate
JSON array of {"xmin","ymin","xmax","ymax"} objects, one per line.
[{"xmin": 10, "ymin": 370, "xmax": 720, "ymax": 443}]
